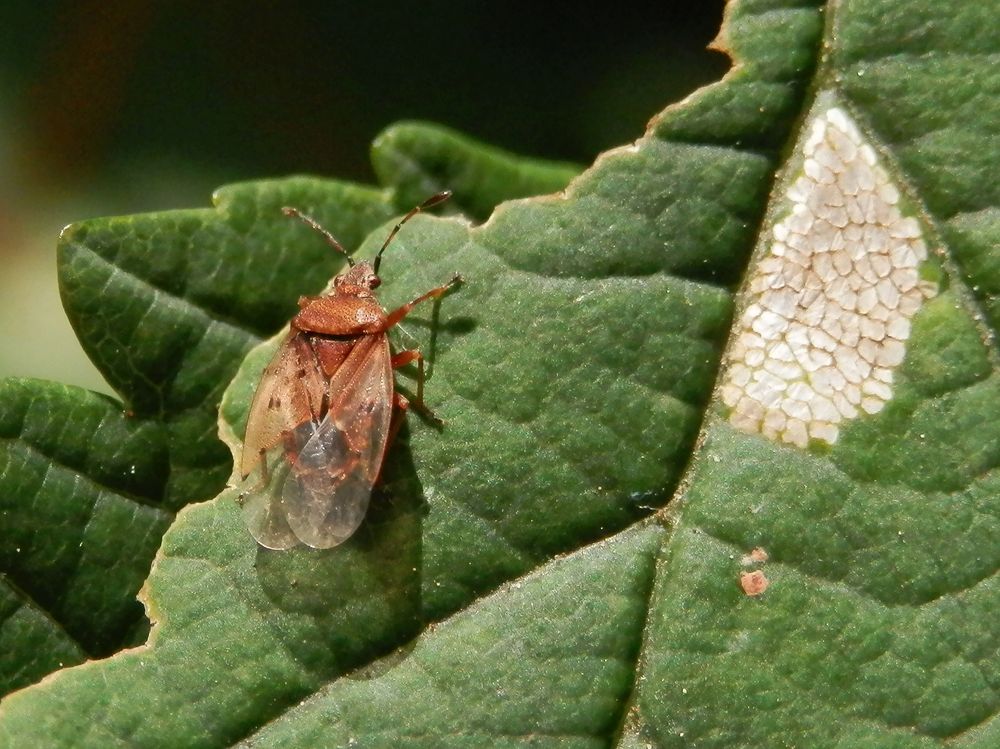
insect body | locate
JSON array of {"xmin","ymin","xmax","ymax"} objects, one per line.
[{"xmin": 240, "ymin": 193, "xmax": 460, "ymax": 550}]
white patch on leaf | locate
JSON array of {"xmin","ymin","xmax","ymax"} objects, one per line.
[{"xmin": 721, "ymin": 107, "xmax": 936, "ymax": 448}]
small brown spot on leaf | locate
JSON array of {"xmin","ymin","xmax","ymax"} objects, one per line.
[
  {"xmin": 740, "ymin": 570, "xmax": 770, "ymax": 597},
  {"xmin": 740, "ymin": 546, "xmax": 769, "ymax": 566}
]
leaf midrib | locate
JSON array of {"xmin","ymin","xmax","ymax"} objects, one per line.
[{"xmin": 224, "ymin": 521, "xmax": 665, "ymax": 748}]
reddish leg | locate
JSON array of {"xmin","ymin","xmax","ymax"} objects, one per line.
[
  {"xmin": 391, "ymin": 348, "xmax": 441, "ymax": 425},
  {"xmin": 388, "ymin": 391, "xmax": 410, "ymax": 446},
  {"xmin": 384, "ymin": 274, "xmax": 462, "ymax": 328}
]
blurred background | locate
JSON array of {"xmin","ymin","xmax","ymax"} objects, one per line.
[{"xmin": 0, "ymin": 0, "xmax": 727, "ymax": 396}]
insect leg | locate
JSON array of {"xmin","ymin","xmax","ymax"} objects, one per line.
[
  {"xmin": 260, "ymin": 449, "xmax": 270, "ymax": 483},
  {"xmin": 389, "ymin": 391, "xmax": 410, "ymax": 437},
  {"xmin": 391, "ymin": 348, "xmax": 441, "ymax": 424},
  {"xmin": 384, "ymin": 274, "xmax": 463, "ymax": 329}
]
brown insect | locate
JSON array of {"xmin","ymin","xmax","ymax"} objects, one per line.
[{"xmin": 240, "ymin": 192, "xmax": 460, "ymax": 550}]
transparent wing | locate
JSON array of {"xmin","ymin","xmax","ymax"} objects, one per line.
[
  {"xmin": 242, "ymin": 457, "xmax": 299, "ymax": 550},
  {"xmin": 241, "ymin": 333, "xmax": 326, "ymax": 549},
  {"xmin": 240, "ymin": 333, "xmax": 326, "ymax": 480},
  {"xmin": 281, "ymin": 336, "xmax": 393, "ymax": 549}
]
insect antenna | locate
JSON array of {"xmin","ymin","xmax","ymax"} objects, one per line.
[
  {"xmin": 282, "ymin": 207, "xmax": 355, "ymax": 268},
  {"xmin": 373, "ymin": 190, "xmax": 452, "ymax": 275}
]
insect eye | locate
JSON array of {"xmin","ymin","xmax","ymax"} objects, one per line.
[{"xmin": 369, "ymin": 277, "xmax": 381, "ymax": 289}]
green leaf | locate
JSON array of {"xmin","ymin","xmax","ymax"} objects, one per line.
[
  {"xmin": 0, "ymin": 379, "xmax": 170, "ymax": 693},
  {"xmin": 58, "ymin": 178, "xmax": 397, "ymax": 507},
  {"xmin": 236, "ymin": 525, "xmax": 663, "ymax": 748},
  {"xmin": 0, "ymin": 580, "xmax": 86, "ymax": 696},
  {"xmin": 58, "ymin": 131, "xmax": 581, "ymax": 510},
  {"xmin": 3, "ymin": 0, "xmax": 998, "ymax": 747},
  {"xmin": 832, "ymin": 2, "xmax": 1000, "ymax": 331},
  {"xmin": 0, "ymin": 134, "xmax": 582, "ymax": 698},
  {"xmin": 371, "ymin": 121, "xmax": 582, "ymax": 222},
  {"xmin": 0, "ymin": 181, "xmax": 396, "ymax": 697}
]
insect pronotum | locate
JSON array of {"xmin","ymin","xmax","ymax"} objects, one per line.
[{"xmin": 240, "ymin": 192, "xmax": 461, "ymax": 550}]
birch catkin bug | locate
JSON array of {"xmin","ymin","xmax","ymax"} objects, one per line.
[{"xmin": 240, "ymin": 192, "xmax": 460, "ymax": 550}]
